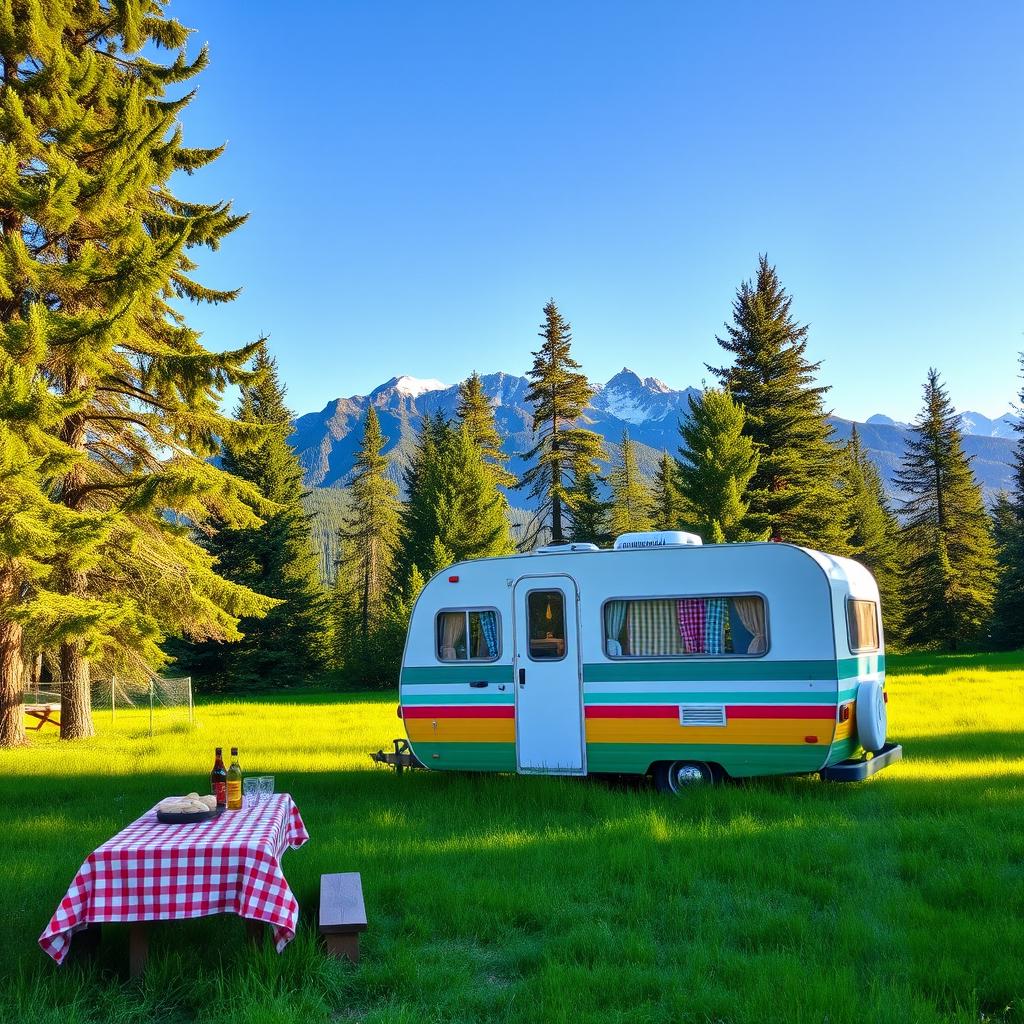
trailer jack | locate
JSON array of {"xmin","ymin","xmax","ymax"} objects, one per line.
[{"xmin": 369, "ymin": 738, "xmax": 423, "ymax": 773}]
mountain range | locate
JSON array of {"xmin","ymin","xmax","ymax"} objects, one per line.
[{"xmin": 291, "ymin": 369, "xmax": 1019, "ymax": 507}]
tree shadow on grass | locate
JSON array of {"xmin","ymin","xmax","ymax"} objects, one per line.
[{"xmin": 887, "ymin": 650, "xmax": 1024, "ymax": 676}]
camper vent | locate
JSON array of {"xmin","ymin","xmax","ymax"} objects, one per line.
[
  {"xmin": 614, "ymin": 531, "xmax": 702, "ymax": 550},
  {"xmin": 679, "ymin": 704, "xmax": 727, "ymax": 727},
  {"xmin": 534, "ymin": 542, "xmax": 600, "ymax": 554}
]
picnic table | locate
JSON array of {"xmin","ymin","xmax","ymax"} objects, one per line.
[
  {"xmin": 24, "ymin": 702, "xmax": 61, "ymax": 730},
  {"xmin": 39, "ymin": 793, "xmax": 309, "ymax": 974}
]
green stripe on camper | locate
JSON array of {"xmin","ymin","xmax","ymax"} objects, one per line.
[
  {"xmin": 585, "ymin": 742, "xmax": 826, "ymax": 776},
  {"xmin": 407, "ymin": 741, "xmax": 517, "ymax": 771},
  {"xmin": 837, "ymin": 654, "xmax": 885, "ymax": 678},
  {"xmin": 400, "ymin": 656, "xmax": 882, "ymax": 689},
  {"xmin": 401, "ymin": 665, "xmax": 515, "ymax": 686},
  {"xmin": 401, "ymin": 693, "xmax": 515, "ymax": 706},
  {"xmin": 583, "ymin": 659, "xmax": 839, "ymax": 683}
]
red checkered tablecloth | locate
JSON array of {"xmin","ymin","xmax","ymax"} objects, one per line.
[{"xmin": 39, "ymin": 793, "xmax": 309, "ymax": 964}]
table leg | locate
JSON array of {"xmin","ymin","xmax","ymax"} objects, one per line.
[
  {"xmin": 245, "ymin": 919, "xmax": 265, "ymax": 946},
  {"xmin": 129, "ymin": 922, "xmax": 148, "ymax": 979}
]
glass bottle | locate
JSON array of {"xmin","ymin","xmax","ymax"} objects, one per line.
[
  {"xmin": 226, "ymin": 747, "xmax": 243, "ymax": 810},
  {"xmin": 211, "ymin": 747, "xmax": 227, "ymax": 809}
]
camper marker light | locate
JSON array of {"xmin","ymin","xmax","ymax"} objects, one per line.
[{"xmin": 448, "ymin": 575, "xmax": 459, "ymax": 583}]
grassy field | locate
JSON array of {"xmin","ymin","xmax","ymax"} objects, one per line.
[{"xmin": 1, "ymin": 653, "xmax": 1022, "ymax": 1024}]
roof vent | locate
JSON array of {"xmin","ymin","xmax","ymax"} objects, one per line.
[
  {"xmin": 534, "ymin": 542, "xmax": 600, "ymax": 554},
  {"xmin": 613, "ymin": 531, "xmax": 702, "ymax": 550}
]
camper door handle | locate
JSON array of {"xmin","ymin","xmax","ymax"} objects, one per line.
[
  {"xmin": 469, "ymin": 681, "xmax": 489, "ymax": 688},
  {"xmin": 518, "ymin": 668, "xmax": 526, "ymax": 687}
]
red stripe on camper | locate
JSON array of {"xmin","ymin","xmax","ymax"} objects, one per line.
[
  {"xmin": 727, "ymin": 705, "xmax": 835, "ymax": 720},
  {"xmin": 401, "ymin": 705, "xmax": 515, "ymax": 719},
  {"xmin": 584, "ymin": 704, "xmax": 836, "ymax": 719},
  {"xmin": 585, "ymin": 706, "xmax": 677, "ymax": 718}
]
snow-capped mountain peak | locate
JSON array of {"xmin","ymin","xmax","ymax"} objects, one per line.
[
  {"xmin": 591, "ymin": 367, "xmax": 697, "ymax": 425},
  {"xmin": 371, "ymin": 375, "xmax": 449, "ymax": 400},
  {"xmin": 392, "ymin": 375, "xmax": 448, "ymax": 397}
]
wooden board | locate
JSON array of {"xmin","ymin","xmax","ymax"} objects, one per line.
[{"xmin": 319, "ymin": 872, "xmax": 367, "ymax": 933}]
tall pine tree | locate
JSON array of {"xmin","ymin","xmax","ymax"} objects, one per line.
[
  {"xmin": 650, "ymin": 451, "xmax": 686, "ymax": 532},
  {"xmin": 334, "ymin": 409, "xmax": 402, "ymax": 685},
  {"xmin": 457, "ymin": 372, "xmax": 516, "ymax": 488},
  {"xmin": 895, "ymin": 369, "xmax": 998, "ymax": 650},
  {"xmin": 608, "ymin": 432, "xmax": 652, "ymax": 537},
  {"xmin": 677, "ymin": 389, "xmax": 767, "ymax": 543},
  {"xmin": 175, "ymin": 347, "xmax": 331, "ymax": 688},
  {"xmin": 402, "ymin": 412, "xmax": 451, "ymax": 582},
  {"xmin": 992, "ymin": 354, "xmax": 1024, "ymax": 648},
  {"xmin": 402, "ymin": 415, "xmax": 514, "ymax": 580},
  {"xmin": 843, "ymin": 426, "xmax": 904, "ymax": 642},
  {"xmin": 2, "ymin": 2, "xmax": 276, "ymax": 737},
  {"xmin": 519, "ymin": 300, "xmax": 605, "ymax": 544},
  {"xmin": 709, "ymin": 256, "xmax": 849, "ymax": 552}
]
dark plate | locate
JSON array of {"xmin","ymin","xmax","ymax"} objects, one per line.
[{"xmin": 157, "ymin": 805, "xmax": 225, "ymax": 824}]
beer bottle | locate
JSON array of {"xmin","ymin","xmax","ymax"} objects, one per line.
[
  {"xmin": 226, "ymin": 747, "xmax": 243, "ymax": 810},
  {"xmin": 211, "ymin": 747, "xmax": 228, "ymax": 809}
]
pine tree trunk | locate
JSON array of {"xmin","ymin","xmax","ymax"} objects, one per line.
[
  {"xmin": 59, "ymin": 639, "xmax": 94, "ymax": 740},
  {"xmin": 57, "ymin": 392, "xmax": 94, "ymax": 740},
  {"xmin": 550, "ymin": 429, "xmax": 563, "ymax": 543},
  {"xmin": 0, "ymin": 570, "xmax": 26, "ymax": 748}
]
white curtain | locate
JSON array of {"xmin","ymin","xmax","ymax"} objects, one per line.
[
  {"xmin": 604, "ymin": 601, "xmax": 627, "ymax": 656},
  {"xmin": 731, "ymin": 597, "xmax": 767, "ymax": 654},
  {"xmin": 439, "ymin": 612, "xmax": 466, "ymax": 660}
]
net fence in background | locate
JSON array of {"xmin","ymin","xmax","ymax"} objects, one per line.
[{"xmin": 23, "ymin": 677, "xmax": 194, "ymax": 736}]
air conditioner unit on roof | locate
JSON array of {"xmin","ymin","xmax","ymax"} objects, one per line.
[{"xmin": 613, "ymin": 531, "xmax": 703, "ymax": 550}]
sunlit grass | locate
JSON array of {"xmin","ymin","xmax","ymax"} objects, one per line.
[{"xmin": 2, "ymin": 652, "xmax": 1022, "ymax": 1024}]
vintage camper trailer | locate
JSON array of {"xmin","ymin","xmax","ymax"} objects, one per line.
[{"xmin": 395, "ymin": 532, "xmax": 901, "ymax": 792}]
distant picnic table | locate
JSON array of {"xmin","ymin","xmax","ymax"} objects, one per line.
[
  {"xmin": 24, "ymin": 702, "xmax": 61, "ymax": 731},
  {"xmin": 39, "ymin": 793, "xmax": 310, "ymax": 975}
]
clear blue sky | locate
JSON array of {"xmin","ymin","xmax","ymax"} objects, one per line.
[{"xmin": 172, "ymin": 0, "xmax": 1023, "ymax": 422}]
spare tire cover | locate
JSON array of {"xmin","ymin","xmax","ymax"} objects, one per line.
[{"xmin": 856, "ymin": 679, "xmax": 887, "ymax": 753}]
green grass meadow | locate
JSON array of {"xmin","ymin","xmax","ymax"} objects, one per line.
[{"xmin": 1, "ymin": 653, "xmax": 1022, "ymax": 1024}]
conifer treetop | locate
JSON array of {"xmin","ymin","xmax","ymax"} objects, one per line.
[
  {"xmin": 457, "ymin": 371, "xmax": 516, "ymax": 488},
  {"xmin": 519, "ymin": 300, "xmax": 605, "ymax": 544}
]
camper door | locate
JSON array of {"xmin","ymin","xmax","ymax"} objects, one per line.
[{"xmin": 512, "ymin": 575, "xmax": 585, "ymax": 775}]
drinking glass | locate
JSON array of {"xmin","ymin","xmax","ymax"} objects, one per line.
[
  {"xmin": 243, "ymin": 777, "xmax": 260, "ymax": 808},
  {"xmin": 258, "ymin": 776, "xmax": 275, "ymax": 802}
]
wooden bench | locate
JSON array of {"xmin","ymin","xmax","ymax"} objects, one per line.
[
  {"xmin": 319, "ymin": 872, "xmax": 366, "ymax": 963},
  {"xmin": 25, "ymin": 702, "xmax": 61, "ymax": 731}
]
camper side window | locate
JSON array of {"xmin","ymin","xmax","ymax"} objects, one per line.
[
  {"xmin": 603, "ymin": 595, "xmax": 767, "ymax": 657},
  {"xmin": 436, "ymin": 610, "xmax": 500, "ymax": 661},
  {"xmin": 847, "ymin": 599, "xmax": 879, "ymax": 652}
]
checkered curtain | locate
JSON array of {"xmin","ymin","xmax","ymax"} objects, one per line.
[
  {"xmin": 627, "ymin": 599, "xmax": 686, "ymax": 655},
  {"xmin": 704, "ymin": 598, "xmax": 727, "ymax": 655},
  {"xmin": 677, "ymin": 599, "xmax": 706, "ymax": 652},
  {"xmin": 477, "ymin": 611, "xmax": 498, "ymax": 657}
]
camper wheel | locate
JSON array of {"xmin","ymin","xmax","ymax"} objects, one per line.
[{"xmin": 653, "ymin": 760, "xmax": 715, "ymax": 795}]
